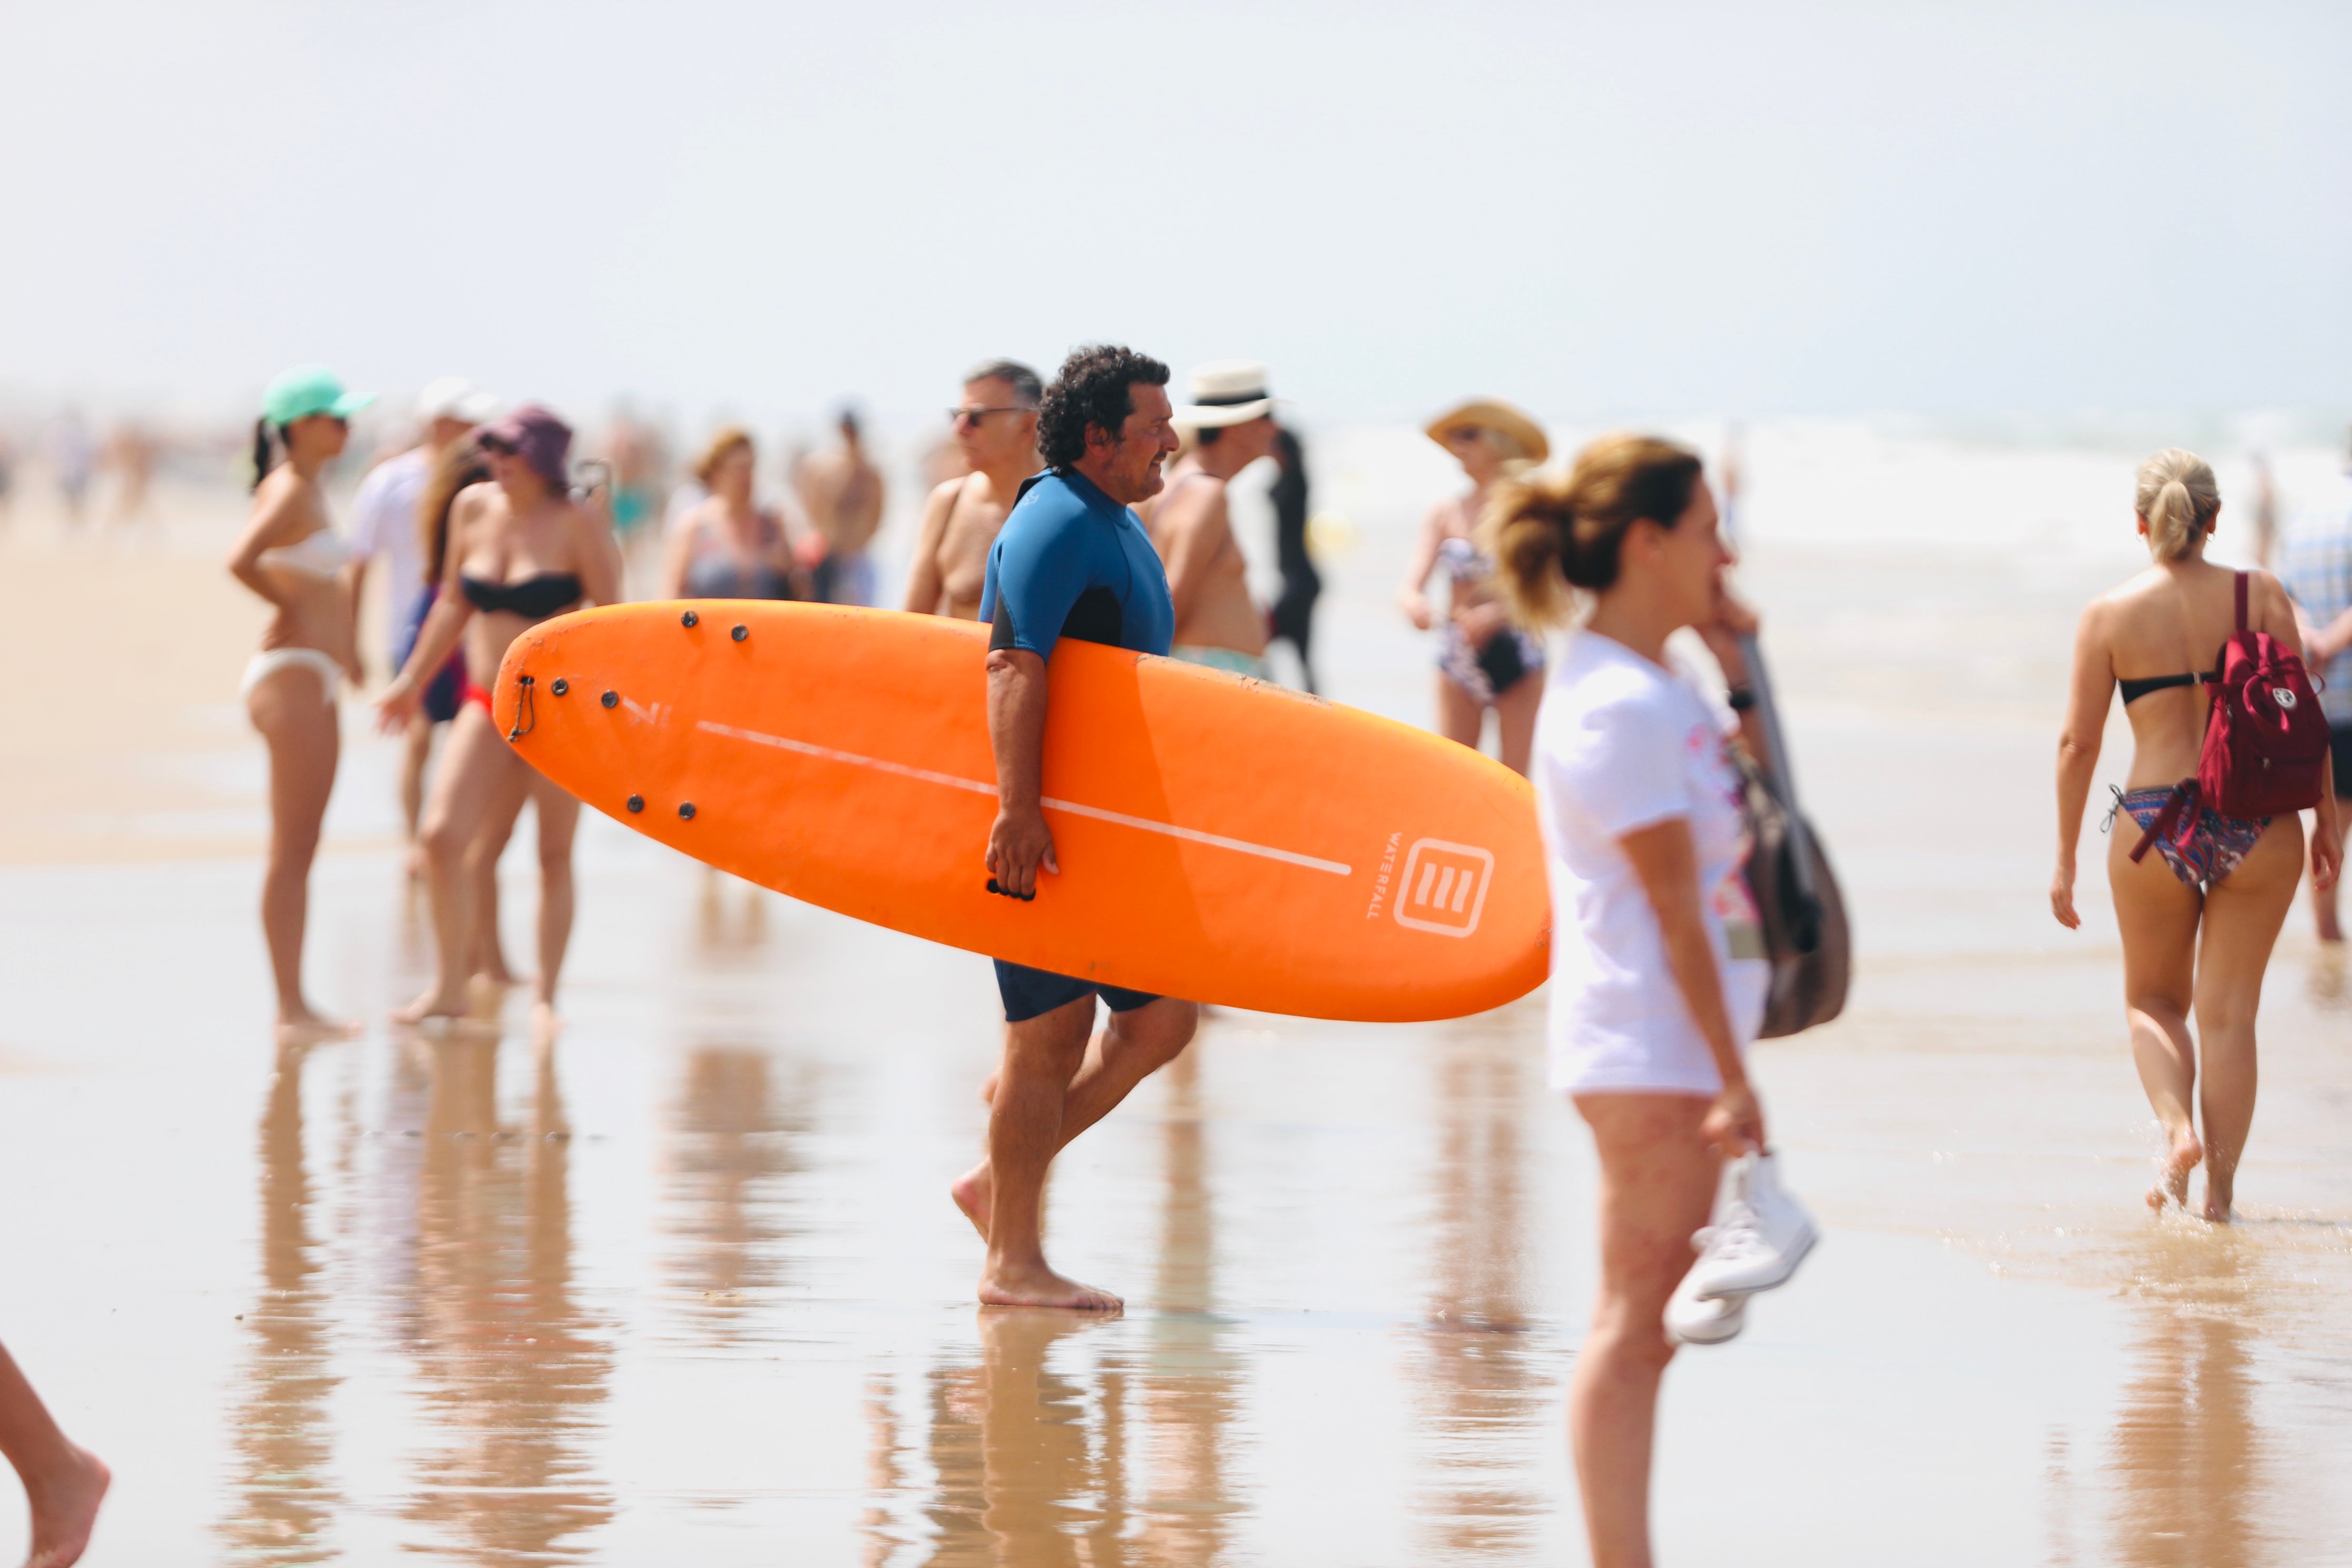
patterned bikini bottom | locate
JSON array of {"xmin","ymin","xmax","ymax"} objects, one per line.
[{"xmin": 2108, "ymin": 785, "xmax": 2269, "ymax": 889}]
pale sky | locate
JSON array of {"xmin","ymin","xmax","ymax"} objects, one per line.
[{"xmin": 4, "ymin": 0, "xmax": 2347, "ymax": 429}]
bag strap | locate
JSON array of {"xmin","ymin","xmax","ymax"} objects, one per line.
[{"xmin": 2236, "ymin": 569, "xmax": 2249, "ymax": 633}]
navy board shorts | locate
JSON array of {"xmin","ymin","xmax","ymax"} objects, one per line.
[
  {"xmin": 395, "ymin": 584, "xmax": 465, "ymax": 724},
  {"xmin": 2333, "ymin": 724, "xmax": 2352, "ymax": 798},
  {"xmin": 993, "ymin": 959, "xmax": 1159, "ymax": 1025}
]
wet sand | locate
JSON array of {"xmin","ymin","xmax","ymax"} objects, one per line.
[{"xmin": 1, "ymin": 448, "xmax": 2349, "ymax": 1564}]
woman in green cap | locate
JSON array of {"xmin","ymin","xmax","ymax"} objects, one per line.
[{"xmin": 226, "ymin": 365, "xmax": 374, "ymax": 1041}]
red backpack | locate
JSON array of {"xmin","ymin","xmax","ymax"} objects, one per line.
[{"xmin": 2131, "ymin": 571, "xmax": 2329, "ymax": 864}]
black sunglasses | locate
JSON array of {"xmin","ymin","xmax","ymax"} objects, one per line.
[{"xmin": 948, "ymin": 406, "xmax": 1030, "ymax": 428}]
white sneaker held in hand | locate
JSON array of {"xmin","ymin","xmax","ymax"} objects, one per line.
[
  {"xmin": 1663, "ymin": 1265, "xmax": 1747, "ymax": 1346},
  {"xmin": 1686, "ymin": 1151, "xmax": 1818, "ymax": 1302}
]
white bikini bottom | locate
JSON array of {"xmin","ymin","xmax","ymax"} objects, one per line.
[{"xmin": 240, "ymin": 647, "xmax": 342, "ymax": 705}]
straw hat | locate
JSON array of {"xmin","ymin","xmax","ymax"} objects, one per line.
[
  {"xmin": 1424, "ymin": 398, "xmax": 1549, "ymax": 465},
  {"xmin": 1173, "ymin": 360, "xmax": 1277, "ymax": 428}
]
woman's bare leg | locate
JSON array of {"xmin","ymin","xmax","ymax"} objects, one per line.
[
  {"xmin": 399, "ymin": 713, "xmax": 435, "ymax": 878},
  {"xmin": 247, "ymin": 668, "xmax": 350, "ymax": 1041},
  {"xmin": 2194, "ymin": 815, "xmax": 2302, "ymax": 1220},
  {"xmin": 0, "ymin": 1339, "xmax": 110, "ymax": 1568},
  {"xmin": 2108, "ymin": 820, "xmax": 2207, "ymax": 1208},
  {"xmin": 525, "ymin": 771, "xmax": 583, "ymax": 1029},
  {"xmin": 1493, "ymin": 671, "xmax": 1543, "ymax": 777},
  {"xmin": 395, "ymin": 705, "xmax": 511, "ymax": 1023},
  {"xmin": 465, "ymin": 763, "xmax": 529, "ymax": 986},
  {"xmin": 1435, "ymin": 673, "xmax": 1486, "ymax": 752},
  {"xmin": 1569, "ymin": 1093, "xmax": 1720, "ymax": 1568}
]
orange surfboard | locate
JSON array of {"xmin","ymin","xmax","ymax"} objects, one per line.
[{"xmin": 492, "ymin": 603, "xmax": 1547, "ymax": 1021}]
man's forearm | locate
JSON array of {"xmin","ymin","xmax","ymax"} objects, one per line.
[{"xmin": 986, "ymin": 651, "xmax": 1050, "ymax": 810}]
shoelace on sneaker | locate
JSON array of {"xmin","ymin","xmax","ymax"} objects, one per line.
[{"xmin": 1693, "ymin": 1202, "xmax": 1770, "ymax": 1262}]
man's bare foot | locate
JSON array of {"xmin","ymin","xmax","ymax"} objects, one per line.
[
  {"xmin": 24, "ymin": 1443, "xmax": 110, "ymax": 1568},
  {"xmin": 276, "ymin": 1007, "xmax": 360, "ymax": 1045},
  {"xmin": 2148, "ymin": 1129, "xmax": 2203, "ymax": 1211},
  {"xmin": 530, "ymin": 1000, "xmax": 562, "ymax": 1044},
  {"xmin": 978, "ymin": 1261, "xmax": 1122, "ymax": 1311},
  {"xmin": 391, "ymin": 987, "xmax": 471, "ymax": 1026},
  {"xmin": 404, "ymin": 842, "xmax": 426, "ymax": 881},
  {"xmin": 950, "ymin": 1163, "xmax": 994, "ymax": 1242}
]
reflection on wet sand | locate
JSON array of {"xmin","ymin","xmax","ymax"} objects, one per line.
[
  {"xmin": 890, "ymin": 1048, "xmax": 1243, "ymax": 1566},
  {"xmin": 1135, "ymin": 1046, "xmax": 1243, "ymax": 1566},
  {"xmin": 1410, "ymin": 1025, "xmax": 1552, "ymax": 1560},
  {"xmin": 398, "ymin": 1034, "xmax": 612, "ymax": 1563},
  {"xmin": 219, "ymin": 1042, "xmax": 347, "ymax": 1564},
  {"xmin": 2102, "ymin": 1235, "xmax": 2273, "ymax": 1568},
  {"xmin": 663, "ymin": 1045, "xmax": 812, "ymax": 1342}
]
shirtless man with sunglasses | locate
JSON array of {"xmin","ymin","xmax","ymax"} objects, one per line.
[{"xmin": 903, "ymin": 360, "xmax": 1042, "ymax": 621}]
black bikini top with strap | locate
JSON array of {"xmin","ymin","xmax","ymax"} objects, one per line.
[
  {"xmin": 2118, "ymin": 670, "xmax": 2209, "ymax": 705},
  {"xmin": 461, "ymin": 573, "xmax": 583, "ymax": 619}
]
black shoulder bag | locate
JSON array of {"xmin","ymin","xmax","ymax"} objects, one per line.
[{"xmin": 1733, "ymin": 634, "xmax": 1850, "ymax": 1038}]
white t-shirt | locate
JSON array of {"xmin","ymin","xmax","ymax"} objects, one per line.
[
  {"xmin": 347, "ymin": 445, "xmax": 431, "ymax": 625},
  {"xmin": 1533, "ymin": 630, "xmax": 1768, "ymax": 1096}
]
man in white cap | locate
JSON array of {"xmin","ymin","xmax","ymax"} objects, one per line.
[
  {"xmin": 347, "ymin": 376, "xmax": 498, "ymax": 865},
  {"xmin": 1149, "ymin": 361, "xmax": 1280, "ymax": 679}
]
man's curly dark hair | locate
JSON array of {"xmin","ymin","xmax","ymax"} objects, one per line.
[{"xmin": 1036, "ymin": 344, "xmax": 1170, "ymax": 471}]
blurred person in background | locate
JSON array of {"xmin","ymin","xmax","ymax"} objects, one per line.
[
  {"xmin": 2248, "ymin": 450, "xmax": 2281, "ymax": 571},
  {"xmin": 795, "ymin": 406, "xmax": 885, "ymax": 605},
  {"xmin": 348, "ymin": 377, "xmax": 498, "ymax": 870},
  {"xmin": 47, "ymin": 410, "xmax": 92, "ymax": 527},
  {"xmin": 1266, "ymin": 423, "xmax": 1320, "ymax": 692},
  {"xmin": 603, "ymin": 410, "xmax": 668, "ymax": 570},
  {"xmin": 101, "ymin": 421, "xmax": 157, "ymax": 534},
  {"xmin": 659, "ymin": 425, "xmax": 801, "ymax": 601},
  {"xmin": 1151, "ymin": 361, "xmax": 1280, "ymax": 679},
  {"xmin": 2052, "ymin": 449, "xmax": 2338, "ymax": 1220},
  {"xmin": 0, "ymin": 1338, "xmax": 107, "ymax": 1568},
  {"xmin": 226, "ymin": 367, "xmax": 375, "ymax": 1042},
  {"xmin": 379, "ymin": 405, "xmax": 621, "ymax": 1035},
  {"xmin": 904, "ymin": 359, "xmax": 1041, "ymax": 620},
  {"xmin": 0, "ymin": 428, "xmax": 15, "ymax": 526},
  {"xmin": 2280, "ymin": 425, "xmax": 2352, "ymax": 940},
  {"xmin": 1399, "ymin": 399, "xmax": 1551, "ymax": 775},
  {"xmin": 412, "ymin": 439, "xmax": 522, "ymax": 987}
]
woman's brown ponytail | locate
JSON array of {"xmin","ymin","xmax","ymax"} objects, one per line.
[{"xmin": 1479, "ymin": 433, "xmax": 1703, "ymax": 627}]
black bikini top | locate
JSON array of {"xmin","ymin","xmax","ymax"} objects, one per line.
[
  {"xmin": 461, "ymin": 573, "xmax": 583, "ymax": 619},
  {"xmin": 2118, "ymin": 669, "xmax": 2212, "ymax": 705}
]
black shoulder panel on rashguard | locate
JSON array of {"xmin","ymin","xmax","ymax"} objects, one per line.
[
  {"xmin": 989, "ymin": 594, "xmax": 1020, "ymax": 653},
  {"xmin": 1060, "ymin": 586, "xmax": 1123, "ymax": 649}
]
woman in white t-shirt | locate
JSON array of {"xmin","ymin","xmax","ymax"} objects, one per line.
[{"xmin": 1486, "ymin": 433, "xmax": 1769, "ymax": 1568}]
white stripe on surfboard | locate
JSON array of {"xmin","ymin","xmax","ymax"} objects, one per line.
[{"xmin": 697, "ymin": 718, "xmax": 1353, "ymax": 877}]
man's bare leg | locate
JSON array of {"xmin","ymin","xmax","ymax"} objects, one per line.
[
  {"xmin": 972, "ymin": 995, "xmax": 1111, "ymax": 1308},
  {"xmin": 0, "ymin": 1341, "xmax": 109, "ymax": 1568},
  {"xmin": 955, "ymin": 998, "xmax": 1199, "ymax": 1255}
]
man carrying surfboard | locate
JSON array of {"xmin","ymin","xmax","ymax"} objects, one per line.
[{"xmin": 954, "ymin": 344, "xmax": 1200, "ymax": 1311}]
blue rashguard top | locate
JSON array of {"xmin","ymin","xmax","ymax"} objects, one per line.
[{"xmin": 979, "ymin": 468, "xmax": 1174, "ymax": 659}]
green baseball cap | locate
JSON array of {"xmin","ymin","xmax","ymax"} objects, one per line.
[{"xmin": 260, "ymin": 365, "xmax": 375, "ymax": 426}]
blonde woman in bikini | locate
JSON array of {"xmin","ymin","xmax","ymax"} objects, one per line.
[
  {"xmin": 227, "ymin": 367, "xmax": 374, "ymax": 1042},
  {"xmin": 379, "ymin": 405, "xmax": 622, "ymax": 1034},
  {"xmin": 1399, "ymin": 399, "xmax": 1552, "ymax": 776},
  {"xmin": 2053, "ymin": 449, "xmax": 2341, "ymax": 1219}
]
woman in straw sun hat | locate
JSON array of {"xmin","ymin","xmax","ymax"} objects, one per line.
[{"xmin": 1398, "ymin": 398, "xmax": 1552, "ymax": 776}]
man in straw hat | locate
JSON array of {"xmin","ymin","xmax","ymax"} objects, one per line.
[{"xmin": 1147, "ymin": 360, "xmax": 1282, "ymax": 679}]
